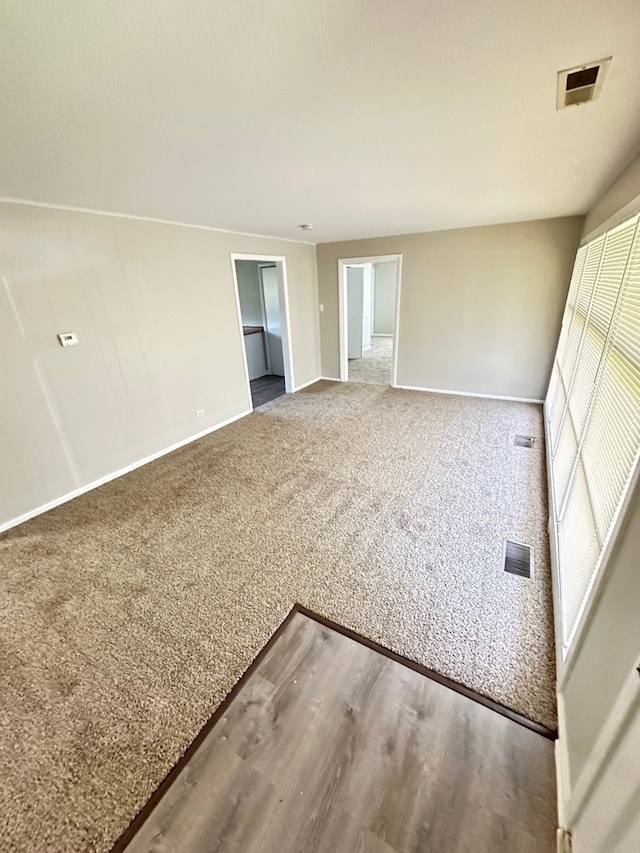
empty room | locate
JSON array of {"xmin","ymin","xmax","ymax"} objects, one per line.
[{"xmin": 1, "ymin": 2, "xmax": 639, "ymax": 853}]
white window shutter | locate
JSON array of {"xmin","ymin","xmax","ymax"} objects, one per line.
[
  {"xmin": 553, "ymin": 236, "xmax": 606, "ymax": 462},
  {"xmin": 547, "ymin": 214, "xmax": 640, "ymax": 656},
  {"xmin": 559, "ymin": 461, "xmax": 600, "ymax": 646},
  {"xmin": 552, "ymin": 245, "xmax": 587, "ymax": 390},
  {"xmin": 582, "ymin": 222, "xmax": 640, "ymax": 541},
  {"xmin": 555, "ymin": 410, "xmax": 579, "ymax": 513},
  {"xmin": 548, "ymin": 245, "xmax": 588, "ymax": 445},
  {"xmin": 567, "ymin": 221, "xmax": 637, "ymax": 443},
  {"xmin": 560, "ymin": 236, "xmax": 605, "ymax": 397},
  {"xmin": 547, "ymin": 361, "xmax": 560, "ymax": 412},
  {"xmin": 549, "ymin": 370, "xmax": 566, "ymax": 452}
]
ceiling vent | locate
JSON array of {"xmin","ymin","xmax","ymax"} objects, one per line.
[{"xmin": 557, "ymin": 58, "xmax": 611, "ymax": 109}]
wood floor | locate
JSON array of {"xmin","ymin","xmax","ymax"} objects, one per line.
[
  {"xmin": 118, "ymin": 612, "xmax": 557, "ymax": 853},
  {"xmin": 250, "ymin": 374, "xmax": 286, "ymax": 407}
]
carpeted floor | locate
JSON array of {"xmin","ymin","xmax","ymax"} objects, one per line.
[
  {"xmin": 348, "ymin": 335, "xmax": 393, "ymax": 384},
  {"xmin": 0, "ymin": 381, "xmax": 555, "ymax": 852}
]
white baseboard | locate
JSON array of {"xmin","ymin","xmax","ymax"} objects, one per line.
[
  {"xmin": 555, "ymin": 732, "xmax": 571, "ymax": 827},
  {"xmin": 557, "ymin": 828, "xmax": 572, "ymax": 853},
  {"xmin": 319, "ymin": 376, "xmax": 343, "ymax": 382},
  {"xmin": 292, "ymin": 376, "xmax": 322, "ymax": 392},
  {"xmin": 0, "ymin": 408, "xmax": 252, "ymax": 534},
  {"xmin": 392, "ymin": 383, "xmax": 544, "ymax": 404}
]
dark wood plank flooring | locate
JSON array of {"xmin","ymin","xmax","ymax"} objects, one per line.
[
  {"xmin": 120, "ymin": 613, "xmax": 557, "ymax": 853},
  {"xmin": 250, "ymin": 374, "xmax": 285, "ymax": 408}
]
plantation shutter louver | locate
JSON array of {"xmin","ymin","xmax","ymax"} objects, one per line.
[
  {"xmin": 558, "ymin": 461, "xmax": 600, "ymax": 643},
  {"xmin": 567, "ymin": 224, "xmax": 634, "ymax": 438},
  {"xmin": 581, "ymin": 222, "xmax": 640, "ymax": 540},
  {"xmin": 548, "ymin": 245, "xmax": 588, "ymax": 452},
  {"xmin": 560, "ymin": 235, "xmax": 605, "ymax": 395}
]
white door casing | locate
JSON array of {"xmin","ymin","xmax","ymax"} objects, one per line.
[
  {"xmin": 338, "ymin": 254, "xmax": 403, "ymax": 385},
  {"xmin": 230, "ymin": 253, "xmax": 295, "ymax": 409}
]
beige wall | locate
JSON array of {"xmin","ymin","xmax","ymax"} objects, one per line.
[
  {"xmin": 0, "ymin": 202, "xmax": 319, "ymax": 528},
  {"xmin": 317, "ymin": 217, "xmax": 583, "ymax": 400},
  {"xmin": 582, "ymin": 150, "xmax": 640, "ymax": 240}
]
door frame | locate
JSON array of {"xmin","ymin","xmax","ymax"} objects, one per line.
[
  {"xmin": 230, "ymin": 254, "xmax": 295, "ymax": 409},
  {"xmin": 338, "ymin": 254, "xmax": 403, "ymax": 385}
]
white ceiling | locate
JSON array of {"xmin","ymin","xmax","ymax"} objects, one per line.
[{"xmin": 2, "ymin": 0, "xmax": 640, "ymax": 243}]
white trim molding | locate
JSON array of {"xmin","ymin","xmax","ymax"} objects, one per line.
[
  {"xmin": 393, "ymin": 383, "xmax": 544, "ymax": 404},
  {"xmin": 0, "ymin": 197, "xmax": 315, "ymax": 245},
  {"xmin": 555, "ymin": 693, "xmax": 571, "ymax": 826},
  {"xmin": 293, "ymin": 376, "xmax": 322, "ymax": 392},
  {"xmin": 0, "ymin": 408, "xmax": 252, "ymax": 534},
  {"xmin": 229, "ymin": 255, "xmax": 255, "ymax": 410},
  {"xmin": 557, "ymin": 828, "xmax": 573, "ymax": 853}
]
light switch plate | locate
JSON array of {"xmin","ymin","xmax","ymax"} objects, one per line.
[{"xmin": 58, "ymin": 332, "xmax": 79, "ymax": 347}]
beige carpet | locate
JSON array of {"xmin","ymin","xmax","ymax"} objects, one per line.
[
  {"xmin": 348, "ymin": 335, "xmax": 393, "ymax": 384},
  {"xmin": 0, "ymin": 381, "xmax": 555, "ymax": 852}
]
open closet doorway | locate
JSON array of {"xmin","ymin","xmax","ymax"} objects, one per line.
[
  {"xmin": 338, "ymin": 255, "xmax": 402, "ymax": 386},
  {"xmin": 231, "ymin": 254, "xmax": 294, "ymax": 408}
]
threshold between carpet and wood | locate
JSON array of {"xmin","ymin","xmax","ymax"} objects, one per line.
[
  {"xmin": 115, "ymin": 608, "xmax": 556, "ymax": 853},
  {"xmin": 0, "ymin": 380, "xmax": 555, "ymax": 853}
]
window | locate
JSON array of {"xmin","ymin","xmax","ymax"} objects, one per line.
[{"xmin": 547, "ymin": 215, "xmax": 640, "ymax": 654}]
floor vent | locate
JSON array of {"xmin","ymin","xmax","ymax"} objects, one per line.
[
  {"xmin": 504, "ymin": 540, "xmax": 532, "ymax": 578},
  {"xmin": 514, "ymin": 434, "xmax": 535, "ymax": 448}
]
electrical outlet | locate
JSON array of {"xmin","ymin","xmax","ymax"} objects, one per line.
[
  {"xmin": 196, "ymin": 409, "xmax": 205, "ymax": 418},
  {"xmin": 319, "ymin": 303, "xmax": 324, "ymax": 312}
]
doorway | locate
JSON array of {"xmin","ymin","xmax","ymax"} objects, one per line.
[
  {"xmin": 231, "ymin": 254, "xmax": 294, "ymax": 409},
  {"xmin": 339, "ymin": 255, "xmax": 401, "ymax": 386}
]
